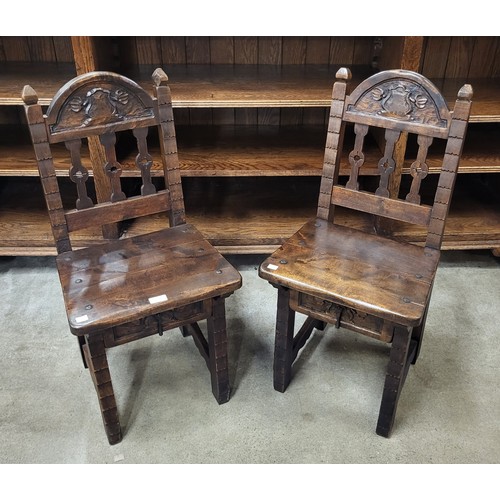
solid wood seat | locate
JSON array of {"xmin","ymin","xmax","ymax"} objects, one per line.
[
  {"xmin": 260, "ymin": 218, "xmax": 440, "ymax": 328},
  {"xmin": 58, "ymin": 224, "xmax": 241, "ymax": 335},
  {"xmin": 22, "ymin": 68, "xmax": 242, "ymax": 444},
  {"xmin": 259, "ymin": 67, "xmax": 473, "ymax": 437}
]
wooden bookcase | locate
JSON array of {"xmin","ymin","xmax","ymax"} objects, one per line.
[{"xmin": 0, "ymin": 36, "xmax": 499, "ymax": 255}]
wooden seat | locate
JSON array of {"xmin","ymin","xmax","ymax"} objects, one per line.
[
  {"xmin": 22, "ymin": 68, "xmax": 242, "ymax": 444},
  {"xmin": 259, "ymin": 67, "xmax": 473, "ymax": 437}
]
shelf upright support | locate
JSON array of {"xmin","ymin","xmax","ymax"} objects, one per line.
[
  {"xmin": 373, "ymin": 36, "xmax": 425, "ymax": 236},
  {"xmin": 70, "ymin": 36, "xmax": 119, "ymax": 239}
]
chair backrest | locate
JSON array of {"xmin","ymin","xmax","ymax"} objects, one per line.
[
  {"xmin": 22, "ymin": 68, "xmax": 185, "ymax": 254},
  {"xmin": 318, "ymin": 67, "xmax": 473, "ymax": 250}
]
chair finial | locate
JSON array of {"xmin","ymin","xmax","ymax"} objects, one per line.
[
  {"xmin": 458, "ymin": 84, "xmax": 473, "ymax": 101},
  {"xmin": 22, "ymin": 85, "xmax": 38, "ymax": 105},
  {"xmin": 336, "ymin": 67, "xmax": 352, "ymax": 81},
  {"xmin": 152, "ymin": 68, "xmax": 169, "ymax": 86}
]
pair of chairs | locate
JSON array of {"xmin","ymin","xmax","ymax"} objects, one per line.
[{"xmin": 22, "ymin": 67, "xmax": 472, "ymax": 444}]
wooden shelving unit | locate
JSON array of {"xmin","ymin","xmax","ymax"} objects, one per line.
[{"xmin": 0, "ymin": 36, "xmax": 499, "ymax": 255}]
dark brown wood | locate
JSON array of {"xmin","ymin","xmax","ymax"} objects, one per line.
[
  {"xmin": 259, "ymin": 67, "xmax": 473, "ymax": 437},
  {"xmin": 273, "ymin": 286, "xmax": 296, "ymax": 393},
  {"xmin": 376, "ymin": 325, "xmax": 413, "ymax": 437},
  {"xmin": 22, "ymin": 68, "xmax": 242, "ymax": 444}
]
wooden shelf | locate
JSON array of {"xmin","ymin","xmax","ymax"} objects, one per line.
[
  {"xmin": 0, "ymin": 63, "xmax": 76, "ymax": 105},
  {"xmin": 4, "ymin": 123, "xmax": 500, "ymax": 178},
  {"xmin": 1, "ymin": 176, "xmax": 498, "ymax": 255},
  {"xmin": 1, "ymin": 37, "xmax": 499, "ymax": 256},
  {"xmin": 437, "ymin": 78, "xmax": 500, "ymax": 123},
  {"xmin": 3, "ymin": 63, "xmax": 499, "ymax": 123}
]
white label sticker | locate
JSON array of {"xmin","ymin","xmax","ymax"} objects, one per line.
[
  {"xmin": 149, "ymin": 294, "xmax": 168, "ymax": 304},
  {"xmin": 267, "ymin": 264, "xmax": 279, "ymax": 271},
  {"xmin": 75, "ymin": 315, "xmax": 89, "ymax": 323}
]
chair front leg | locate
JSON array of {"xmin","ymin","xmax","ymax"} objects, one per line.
[
  {"xmin": 376, "ymin": 325, "xmax": 412, "ymax": 438},
  {"xmin": 207, "ymin": 296, "xmax": 230, "ymax": 404},
  {"xmin": 273, "ymin": 286, "xmax": 296, "ymax": 393},
  {"xmin": 83, "ymin": 332, "xmax": 122, "ymax": 445}
]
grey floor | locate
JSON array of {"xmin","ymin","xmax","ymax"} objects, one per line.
[{"xmin": 0, "ymin": 250, "xmax": 499, "ymax": 464}]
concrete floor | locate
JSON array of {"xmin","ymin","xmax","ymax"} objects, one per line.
[{"xmin": 0, "ymin": 250, "xmax": 499, "ymax": 464}]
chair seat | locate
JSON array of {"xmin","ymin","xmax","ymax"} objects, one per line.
[
  {"xmin": 259, "ymin": 218, "xmax": 440, "ymax": 327},
  {"xmin": 57, "ymin": 223, "xmax": 242, "ymax": 335}
]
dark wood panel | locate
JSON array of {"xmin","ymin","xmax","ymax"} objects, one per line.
[
  {"xmin": 210, "ymin": 37, "xmax": 234, "ymax": 64},
  {"xmin": 160, "ymin": 37, "xmax": 186, "ymax": 64},
  {"xmin": 445, "ymin": 36, "xmax": 475, "ymax": 79},
  {"xmin": 421, "ymin": 37, "xmax": 451, "ymax": 79},
  {"xmin": 234, "ymin": 37, "xmax": 258, "ymax": 64}
]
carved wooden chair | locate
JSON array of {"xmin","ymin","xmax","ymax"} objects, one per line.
[
  {"xmin": 259, "ymin": 68, "xmax": 472, "ymax": 437},
  {"xmin": 22, "ymin": 69, "xmax": 242, "ymax": 445}
]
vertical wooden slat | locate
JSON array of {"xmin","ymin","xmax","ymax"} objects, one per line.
[
  {"xmin": 2, "ymin": 36, "xmax": 30, "ymax": 60},
  {"xmin": 468, "ymin": 37, "xmax": 498, "ymax": 78},
  {"xmin": 258, "ymin": 108, "xmax": 280, "ymax": 125},
  {"xmin": 53, "ymin": 36, "xmax": 74, "ymax": 63},
  {"xmin": 160, "ymin": 37, "xmax": 186, "ymax": 64},
  {"xmin": 421, "ymin": 37, "xmax": 451, "ymax": 79},
  {"xmin": 186, "ymin": 37, "xmax": 210, "ymax": 64},
  {"xmin": 329, "ymin": 37, "xmax": 355, "ymax": 66},
  {"xmin": 282, "ymin": 37, "xmax": 306, "ymax": 64},
  {"xmin": 235, "ymin": 108, "xmax": 258, "ymax": 125},
  {"xmin": 70, "ymin": 36, "xmax": 117, "ymax": 238},
  {"xmin": 302, "ymin": 108, "xmax": 327, "ymax": 126},
  {"xmin": 234, "ymin": 36, "xmax": 258, "ymax": 64},
  {"xmin": 210, "ymin": 36, "xmax": 234, "ymax": 64},
  {"xmin": 258, "ymin": 37, "xmax": 282, "ymax": 64},
  {"xmin": 27, "ymin": 37, "xmax": 56, "ymax": 62},
  {"xmin": 280, "ymin": 108, "xmax": 303, "ymax": 126},
  {"xmin": 212, "ymin": 109, "xmax": 235, "ymax": 125},
  {"xmin": 353, "ymin": 37, "xmax": 374, "ymax": 65},
  {"xmin": 399, "ymin": 36, "xmax": 424, "ymax": 71},
  {"xmin": 136, "ymin": 37, "xmax": 161, "ymax": 65},
  {"xmin": 0, "ymin": 37, "xmax": 6, "ymax": 61},
  {"xmin": 445, "ymin": 36, "xmax": 475, "ymax": 79},
  {"xmin": 189, "ymin": 109, "xmax": 213, "ymax": 126},
  {"xmin": 306, "ymin": 36, "xmax": 331, "ymax": 64}
]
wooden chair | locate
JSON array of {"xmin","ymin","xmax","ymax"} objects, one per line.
[
  {"xmin": 259, "ymin": 68, "xmax": 473, "ymax": 437},
  {"xmin": 22, "ymin": 68, "xmax": 242, "ymax": 445}
]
